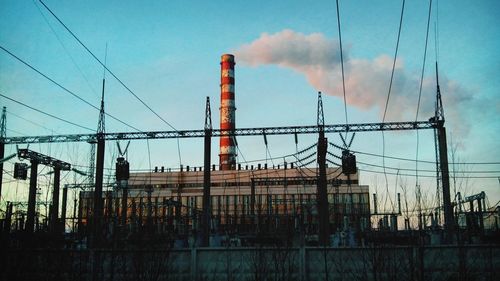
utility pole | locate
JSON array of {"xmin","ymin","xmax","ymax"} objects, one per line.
[
  {"xmin": 433, "ymin": 62, "xmax": 454, "ymax": 242},
  {"xmin": 316, "ymin": 92, "xmax": 329, "ymax": 246},
  {"xmin": 92, "ymin": 75, "xmax": 106, "ymax": 246},
  {"xmin": 61, "ymin": 186, "xmax": 68, "ymax": 233},
  {"xmin": 49, "ymin": 165, "xmax": 61, "ymax": 233},
  {"xmin": 201, "ymin": 97, "xmax": 212, "ymax": 247},
  {"xmin": 26, "ymin": 159, "xmax": 38, "ymax": 233},
  {"xmin": 0, "ymin": 107, "xmax": 6, "ymax": 204}
]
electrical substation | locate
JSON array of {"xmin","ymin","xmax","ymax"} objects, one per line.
[{"xmin": 0, "ymin": 1, "xmax": 499, "ymax": 280}]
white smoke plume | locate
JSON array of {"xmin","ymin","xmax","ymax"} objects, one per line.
[{"xmin": 235, "ymin": 29, "xmax": 472, "ymax": 134}]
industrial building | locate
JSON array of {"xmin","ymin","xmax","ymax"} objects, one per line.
[
  {"xmin": 76, "ymin": 54, "xmax": 370, "ymax": 245},
  {"xmin": 78, "ymin": 166, "xmax": 370, "ymax": 244}
]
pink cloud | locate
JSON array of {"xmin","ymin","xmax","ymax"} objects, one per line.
[{"xmin": 235, "ymin": 29, "xmax": 472, "ymax": 135}]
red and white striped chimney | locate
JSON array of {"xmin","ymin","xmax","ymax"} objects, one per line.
[{"xmin": 219, "ymin": 54, "xmax": 237, "ymax": 170}]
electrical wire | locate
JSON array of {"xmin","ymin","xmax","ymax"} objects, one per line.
[
  {"xmin": 0, "ymin": 93, "xmax": 94, "ymax": 131},
  {"xmin": 335, "ymin": 0, "xmax": 349, "ymax": 135},
  {"xmin": 38, "ymin": 0, "xmax": 178, "ymax": 132},
  {"xmin": 38, "ymin": 0, "xmax": 185, "ymax": 166},
  {"xmin": 382, "ymin": 0, "xmax": 406, "ymax": 122},
  {"xmin": 414, "ymin": 0, "xmax": 433, "ymax": 209},
  {"xmin": 415, "ymin": 0, "xmax": 433, "ymax": 122},
  {"xmin": 6, "ymin": 128, "xmax": 28, "ymax": 136},
  {"xmin": 7, "ymin": 110, "xmax": 56, "ymax": 133},
  {"xmin": 356, "ymin": 160, "xmax": 500, "ymax": 174},
  {"xmin": 357, "ymin": 167, "xmax": 498, "ymax": 179},
  {"xmin": 343, "ymin": 147, "xmax": 500, "ymax": 166},
  {"xmin": 0, "ymin": 45, "xmax": 141, "ymax": 132},
  {"xmin": 31, "ymin": 0, "xmax": 99, "ymax": 99},
  {"xmin": 381, "ymin": 0, "xmax": 406, "ymax": 214}
]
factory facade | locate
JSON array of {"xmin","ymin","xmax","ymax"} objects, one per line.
[
  {"xmin": 77, "ymin": 54, "xmax": 370, "ymax": 244},
  {"xmin": 79, "ymin": 166, "xmax": 370, "ymax": 242}
]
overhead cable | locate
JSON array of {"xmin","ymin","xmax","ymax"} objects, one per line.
[
  {"xmin": 38, "ymin": 0, "xmax": 178, "ymax": 132},
  {"xmin": 0, "ymin": 45, "xmax": 141, "ymax": 132},
  {"xmin": 0, "ymin": 93, "xmax": 93, "ymax": 131}
]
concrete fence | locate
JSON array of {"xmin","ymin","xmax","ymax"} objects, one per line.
[{"xmin": 1, "ymin": 245, "xmax": 499, "ymax": 281}]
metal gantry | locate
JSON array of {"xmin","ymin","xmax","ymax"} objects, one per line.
[
  {"xmin": 17, "ymin": 148, "xmax": 71, "ymax": 233},
  {"xmin": 0, "ymin": 87, "xmax": 456, "ymax": 243},
  {"xmin": 1, "ymin": 120, "xmax": 437, "ymax": 144}
]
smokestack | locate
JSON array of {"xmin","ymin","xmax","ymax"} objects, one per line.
[{"xmin": 219, "ymin": 54, "xmax": 237, "ymax": 170}]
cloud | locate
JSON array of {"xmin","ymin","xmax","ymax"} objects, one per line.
[{"xmin": 235, "ymin": 29, "xmax": 472, "ymax": 135}]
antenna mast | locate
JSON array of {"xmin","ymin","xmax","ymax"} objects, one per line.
[
  {"xmin": 91, "ymin": 45, "xmax": 107, "ymax": 246},
  {"xmin": 0, "ymin": 107, "xmax": 6, "ymax": 203}
]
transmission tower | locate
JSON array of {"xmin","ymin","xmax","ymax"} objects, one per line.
[
  {"xmin": 433, "ymin": 62, "xmax": 445, "ymax": 225},
  {"xmin": 0, "ymin": 107, "xmax": 6, "ymax": 203}
]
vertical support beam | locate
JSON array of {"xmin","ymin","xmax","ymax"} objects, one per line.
[
  {"xmin": 121, "ymin": 181, "xmax": 128, "ymax": 227},
  {"xmin": 0, "ymin": 106, "xmax": 5, "ymax": 204},
  {"xmin": 5, "ymin": 201, "xmax": 13, "ymax": 232},
  {"xmin": 61, "ymin": 186, "xmax": 68, "ymax": 233},
  {"xmin": 0, "ymin": 142, "xmax": 4, "ymax": 204},
  {"xmin": 201, "ymin": 131, "xmax": 211, "ymax": 246},
  {"xmin": 477, "ymin": 198, "xmax": 484, "ymax": 232},
  {"xmin": 317, "ymin": 134, "xmax": 329, "ymax": 246},
  {"xmin": 105, "ymin": 191, "xmax": 113, "ymax": 225},
  {"xmin": 50, "ymin": 167, "xmax": 61, "ymax": 233},
  {"xmin": 251, "ymin": 178, "xmax": 255, "ymax": 226},
  {"xmin": 92, "ymin": 135, "xmax": 105, "ymax": 246},
  {"xmin": 139, "ymin": 197, "xmax": 143, "ymax": 226},
  {"xmin": 147, "ymin": 187, "xmax": 153, "ymax": 232},
  {"xmin": 202, "ymin": 96, "xmax": 212, "ymax": 247},
  {"xmin": 77, "ymin": 192, "xmax": 83, "ymax": 234},
  {"xmin": 397, "ymin": 193, "xmax": 402, "ymax": 214},
  {"xmin": 437, "ymin": 124, "xmax": 454, "ymax": 241},
  {"xmin": 316, "ymin": 92, "xmax": 329, "ymax": 246},
  {"xmin": 26, "ymin": 160, "xmax": 38, "ymax": 233}
]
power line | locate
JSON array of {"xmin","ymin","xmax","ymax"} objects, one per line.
[
  {"xmin": 415, "ymin": 0, "xmax": 433, "ymax": 122},
  {"xmin": 358, "ymin": 167, "xmax": 498, "ymax": 179},
  {"xmin": 414, "ymin": 0, "xmax": 433, "ymax": 197},
  {"xmin": 357, "ymin": 160, "xmax": 500, "ymax": 174},
  {"xmin": 31, "ymin": 0, "xmax": 99, "ymax": 99},
  {"xmin": 6, "ymin": 128, "xmax": 28, "ymax": 136},
  {"xmin": 335, "ymin": 0, "xmax": 349, "ymax": 132},
  {"xmin": 0, "ymin": 93, "xmax": 94, "ymax": 131},
  {"xmin": 381, "ymin": 0, "xmax": 406, "ymax": 215},
  {"xmin": 382, "ymin": 0, "xmax": 405, "ymax": 122},
  {"xmin": 351, "ymin": 148, "xmax": 500, "ymax": 166},
  {"xmin": 7, "ymin": 110, "xmax": 56, "ymax": 133},
  {"xmin": 38, "ymin": 0, "xmax": 178, "ymax": 132},
  {"xmin": 0, "ymin": 44, "xmax": 142, "ymax": 132}
]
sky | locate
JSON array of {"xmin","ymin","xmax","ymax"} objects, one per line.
[{"xmin": 0, "ymin": 0, "xmax": 499, "ymax": 216}]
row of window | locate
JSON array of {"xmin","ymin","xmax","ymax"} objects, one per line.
[
  {"xmin": 141, "ymin": 178, "xmax": 360, "ymax": 189},
  {"xmin": 80, "ymin": 192, "xmax": 370, "ymax": 218}
]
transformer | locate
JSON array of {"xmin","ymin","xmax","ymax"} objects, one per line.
[
  {"xmin": 341, "ymin": 150, "xmax": 357, "ymax": 175},
  {"xmin": 115, "ymin": 157, "xmax": 130, "ymax": 181},
  {"xmin": 13, "ymin": 162, "xmax": 28, "ymax": 180}
]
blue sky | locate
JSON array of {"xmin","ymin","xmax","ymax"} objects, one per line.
[{"xmin": 1, "ymin": 0, "xmax": 499, "ymax": 213}]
